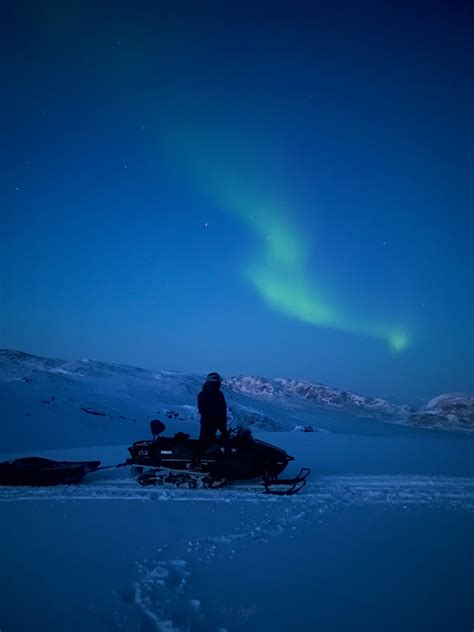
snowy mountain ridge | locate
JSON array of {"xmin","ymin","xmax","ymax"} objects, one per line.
[
  {"xmin": 225, "ymin": 377, "xmax": 474, "ymax": 431},
  {"xmin": 225, "ymin": 375, "xmax": 413, "ymax": 418}
]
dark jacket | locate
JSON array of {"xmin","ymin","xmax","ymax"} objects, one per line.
[{"xmin": 197, "ymin": 382, "xmax": 227, "ymax": 433}]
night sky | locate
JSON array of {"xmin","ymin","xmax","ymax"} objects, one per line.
[{"xmin": 2, "ymin": 1, "xmax": 472, "ymax": 401}]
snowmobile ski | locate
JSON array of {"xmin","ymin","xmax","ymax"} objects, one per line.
[{"xmin": 262, "ymin": 467, "xmax": 311, "ymax": 496}]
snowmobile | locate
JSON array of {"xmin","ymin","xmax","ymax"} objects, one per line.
[
  {"xmin": 0, "ymin": 457, "xmax": 101, "ymax": 486},
  {"xmin": 126, "ymin": 420, "xmax": 310, "ymax": 495}
]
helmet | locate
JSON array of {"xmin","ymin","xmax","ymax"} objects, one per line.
[{"xmin": 206, "ymin": 372, "xmax": 222, "ymax": 383}]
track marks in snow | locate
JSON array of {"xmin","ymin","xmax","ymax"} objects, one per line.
[{"xmin": 122, "ymin": 560, "xmax": 197, "ymax": 632}]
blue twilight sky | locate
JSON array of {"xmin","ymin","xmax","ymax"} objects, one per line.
[{"xmin": 1, "ymin": 1, "xmax": 472, "ymax": 402}]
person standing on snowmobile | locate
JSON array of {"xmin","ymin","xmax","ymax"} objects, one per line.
[{"xmin": 193, "ymin": 372, "xmax": 228, "ymax": 465}]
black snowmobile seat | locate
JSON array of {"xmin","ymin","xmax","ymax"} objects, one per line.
[{"xmin": 230, "ymin": 428, "xmax": 253, "ymax": 449}]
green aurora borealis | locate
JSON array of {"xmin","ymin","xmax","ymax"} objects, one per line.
[{"xmin": 166, "ymin": 131, "xmax": 409, "ymax": 352}]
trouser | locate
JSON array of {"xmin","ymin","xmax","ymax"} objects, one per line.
[{"xmin": 194, "ymin": 423, "xmax": 228, "ymax": 462}]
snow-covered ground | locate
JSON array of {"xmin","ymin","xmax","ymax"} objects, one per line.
[{"xmin": 0, "ymin": 350, "xmax": 473, "ymax": 631}]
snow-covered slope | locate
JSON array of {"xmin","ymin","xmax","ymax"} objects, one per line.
[{"xmin": 0, "ymin": 350, "xmax": 472, "ymax": 454}]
